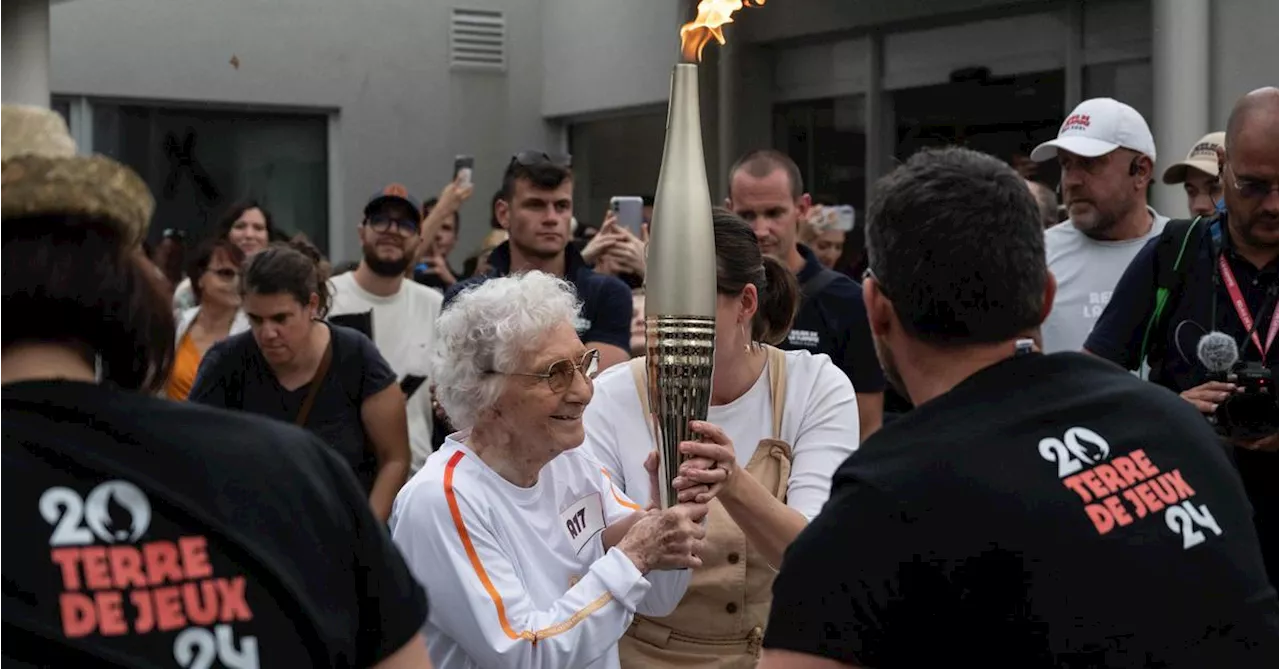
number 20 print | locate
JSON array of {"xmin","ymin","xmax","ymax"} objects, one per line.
[{"xmin": 1038, "ymin": 426, "xmax": 1112, "ymax": 478}]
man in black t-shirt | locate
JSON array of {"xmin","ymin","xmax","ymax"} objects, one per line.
[
  {"xmin": 760, "ymin": 147, "xmax": 1277, "ymax": 668},
  {"xmin": 727, "ymin": 149, "xmax": 886, "ymax": 440}
]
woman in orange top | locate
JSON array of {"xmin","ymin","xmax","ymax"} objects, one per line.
[{"xmin": 166, "ymin": 238, "xmax": 249, "ymax": 400}]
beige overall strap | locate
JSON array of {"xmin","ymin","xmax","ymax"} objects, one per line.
[
  {"xmin": 766, "ymin": 345, "xmax": 787, "ymax": 440},
  {"xmin": 629, "ymin": 357, "xmax": 650, "ymax": 415}
]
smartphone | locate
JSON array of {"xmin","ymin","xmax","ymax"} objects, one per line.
[
  {"xmin": 329, "ymin": 311, "xmax": 373, "ymax": 340},
  {"xmin": 454, "ymin": 155, "xmax": 474, "ymax": 188},
  {"xmin": 833, "ymin": 205, "xmax": 856, "ymax": 232},
  {"xmin": 610, "ymin": 196, "xmax": 644, "ymax": 236}
]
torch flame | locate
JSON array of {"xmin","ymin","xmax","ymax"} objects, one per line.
[{"xmin": 679, "ymin": 0, "xmax": 765, "ymax": 63}]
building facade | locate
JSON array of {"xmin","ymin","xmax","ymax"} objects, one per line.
[{"xmin": 3, "ymin": 0, "xmax": 1275, "ymax": 263}]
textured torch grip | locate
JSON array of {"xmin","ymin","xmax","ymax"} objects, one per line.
[{"xmin": 645, "ymin": 315, "xmax": 716, "ymax": 509}]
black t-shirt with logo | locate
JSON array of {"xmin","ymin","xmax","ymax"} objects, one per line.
[
  {"xmin": 189, "ymin": 323, "xmax": 396, "ymax": 493},
  {"xmin": 779, "ymin": 244, "xmax": 886, "ymax": 395},
  {"xmin": 2, "ymin": 380, "xmax": 427, "ymax": 668},
  {"xmin": 764, "ymin": 352, "xmax": 1277, "ymax": 667}
]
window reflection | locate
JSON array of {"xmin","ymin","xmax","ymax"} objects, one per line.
[{"xmin": 90, "ymin": 102, "xmax": 329, "ymax": 253}]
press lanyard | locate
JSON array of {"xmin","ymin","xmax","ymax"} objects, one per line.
[{"xmin": 1218, "ymin": 253, "xmax": 1278, "ymax": 358}]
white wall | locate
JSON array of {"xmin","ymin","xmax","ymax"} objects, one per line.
[
  {"xmin": 1209, "ymin": 0, "xmax": 1279, "ymax": 129},
  {"xmin": 49, "ymin": 0, "xmax": 557, "ymax": 263},
  {"xmin": 735, "ymin": 0, "xmax": 1042, "ymax": 44},
  {"xmin": 540, "ymin": 0, "xmax": 683, "ymax": 118}
]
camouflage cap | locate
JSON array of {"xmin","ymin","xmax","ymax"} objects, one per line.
[{"xmin": 2, "ymin": 104, "xmax": 153, "ymax": 248}]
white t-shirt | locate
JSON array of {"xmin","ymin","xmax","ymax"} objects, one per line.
[
  {"xmin": 390, "ymin": 436, "xmax": 690, "ymax": 669},
  {"xmin": 1042, "ymin": 208, "xmax": 1168, "ymax": 354},
  {"xmin": 328, "ymin": 272, "xmax": 444, "ymax": 469},
  {"xmin": 580, "ymin": 349, "xmax": 859, "ymax": 520}
]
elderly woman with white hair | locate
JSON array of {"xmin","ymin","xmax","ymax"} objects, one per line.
[{"xmin": 391, "ymin": 271, "xmax": 716, "ymax": 669}]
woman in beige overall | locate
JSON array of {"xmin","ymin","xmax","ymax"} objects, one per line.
[{"xmin": 581, "ymin": 210, "xmax": 861, "ymax": 668}]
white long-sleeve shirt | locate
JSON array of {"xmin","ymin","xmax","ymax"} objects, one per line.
[
  {"xmin": 581, "ymin": 349, "xmax": 859, "ymax": 521},
  {"xmin": 390, "ymin": 435, "xmax": 691, "ymax": 669}
]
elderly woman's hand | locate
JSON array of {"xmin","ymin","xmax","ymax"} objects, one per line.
[
  {"xmin": 617, "ymin": 503, "xmax": 708, "ymax": 573},
  {"xmin": 674, "ymin": 420, "xmax": 738, "ymax": 504}
]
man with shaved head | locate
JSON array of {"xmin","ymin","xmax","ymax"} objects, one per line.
[{"xmin": 1087, "ymin": 87, "xmax": 1279, "ymax": 582}]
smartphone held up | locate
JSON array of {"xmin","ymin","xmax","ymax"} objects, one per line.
[
  {"xmin": 454, "ymin": 155, "xmax": 474, "ymax": 188},
  {"xmin": 610, "ymin": 196, "xmax": 645, "ymax": 236}
]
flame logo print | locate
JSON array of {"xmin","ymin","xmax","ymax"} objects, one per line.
[{"xmin": 84, "ymin": 480, "xmax": 151, "ymax": 544}]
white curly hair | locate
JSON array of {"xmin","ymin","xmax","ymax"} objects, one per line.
[{"xmin": 434, "ymin": 271, "xmax": 583, "ymax": 430}]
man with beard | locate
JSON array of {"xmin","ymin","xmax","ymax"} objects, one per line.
[
  {"xmin": 1087, "ymin": 88, "xmax": 1279, "ymax": 582},
  {"xmin": 1032, "ymin": 98, "xmax": 1168, "ymax": 353},
  {"xmin": 330, "ymin": 184, "xmax": 447, "ymax": 471},
  {"xmin": 445, "ymin": 152, "xmax": 633, "ymax": 371},
  {"xmin": 757, "ymin": 146, "xmax": 1277, "ymax": 669}
]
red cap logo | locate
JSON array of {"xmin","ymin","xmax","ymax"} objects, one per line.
[
  {"xmin": 383, "ymin": 183, "xmax": 409, "ymax": 198},
  {"xmin": 1061, "ymin": 114, "xmax": 1091, "ymax": 134}
]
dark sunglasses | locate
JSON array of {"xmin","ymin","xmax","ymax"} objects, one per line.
[
  {"xmin": 488, "ymin": 349, "xmax": 600, "ymax": 394},
  {"xmin": 365, "ymin": 213, "xmax": 420, "ymax": 235},
  {"xmin": 162, "ymin": 228, "xmax": 186, "ymax": 241},
  {"xmin": 208, "ymin": 268, "xmax": 239, "ymax": 280},
  {"xmin": 510, "ymin": 150, "xmax": 573, "ymax": 169}
]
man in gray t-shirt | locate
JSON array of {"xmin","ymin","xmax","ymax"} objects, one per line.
[{"xmin": 1030, "ymin": 98, "xmax": 1169, "ymax": 353}]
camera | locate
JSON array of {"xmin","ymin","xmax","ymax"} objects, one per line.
[{"xmin": 1210, "ymin": 362, "xmax": 1277, "ymax": 441}]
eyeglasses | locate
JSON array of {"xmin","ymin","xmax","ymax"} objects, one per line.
[
  {"xmin": 1226, "ymin": 163, "xmax": 1278, "ymax": 201},
  {"xmin": 162, "ymin": 228, "xmax": 186, "ymax": 241},
  {"xmin": 510, "ymin": 150, "xmax": 573, "ymax": 169},
  {"xmin": 488, "ymin": 349, "xmax": 600, "ymax": 394},
  {"xmin": 208, "ymin": 268, "xmax": 239, "ymax": 281},
  {"xmin": 365, "ymin": 213, "xmax": 420, "ymax": 235}
]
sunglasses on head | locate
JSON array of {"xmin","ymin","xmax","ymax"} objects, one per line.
[{"xmin": 510, "ymin": 150, "xmax": 573, "ymax": 169}]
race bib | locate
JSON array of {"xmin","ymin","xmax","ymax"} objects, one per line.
[{"xmin": 560, "ymin": 493, "xmax": 605, "ymax": 554}]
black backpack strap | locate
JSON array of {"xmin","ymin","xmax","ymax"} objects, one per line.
[
  {"xmin": 800, "ymin": 268, "xmax": 843, "ymax": 303},
  {"xmin": 1140, "ymin": 217, "xmax": 1204, "ymax": 369}
]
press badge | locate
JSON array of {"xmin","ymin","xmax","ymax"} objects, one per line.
[{"xmin": 560, "ymin": 492, "xmax": 606, "ymax": 554}]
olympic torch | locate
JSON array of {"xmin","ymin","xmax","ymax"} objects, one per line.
[{"xmin": 646, "ymin": 0, "xmax": 762, "ymax": 509}]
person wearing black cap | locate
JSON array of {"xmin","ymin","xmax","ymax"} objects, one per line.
[{"xmin": 329, "ymin": 183, "xmax": 457, "ymax": 472}]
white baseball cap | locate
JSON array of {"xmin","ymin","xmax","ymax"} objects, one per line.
[
  {"xmin": 1031, "ymin": 98, "xmax": 1156, "ymax": 163},
  {"xmin": 1161, "ymin": 131, "xmax": 1225, "ymax": 184}
]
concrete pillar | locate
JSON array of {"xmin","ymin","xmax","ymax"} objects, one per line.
[
  {"xmin": 2, "ymin": 0, "xmax": 52, "ymax": 108},
  {"xmin": 864, "ymin": 32, "xmax": 885, "ymax": 210},
  {"xmin": 717, "ymin": 38, "xmax": 737, "ymax": 204},
  {"xmin": 1151, "ymin": 0, "xmax": 1211, "ymax": 217}
]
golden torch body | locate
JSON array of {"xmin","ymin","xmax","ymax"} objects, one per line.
[{"xmin": 645, "ymin": 63, "xmax": 718, "ymax": 509}]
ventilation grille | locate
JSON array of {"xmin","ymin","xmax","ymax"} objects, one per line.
[{"xmin": 450, "ymin": 8, "xmax": 506, "ymax": 72}]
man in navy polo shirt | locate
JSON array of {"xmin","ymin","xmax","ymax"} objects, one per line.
[
  {"xmin": 445, "ymin": 152, "xmax": 632, "ymax": 371},
  {"xmin": 1086, "ymin": 87, "xmax": 1278, "ymax": 582},
  {"xmin": 728, "ymin": 149, "xmax": 885, "ymax": 440}
]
